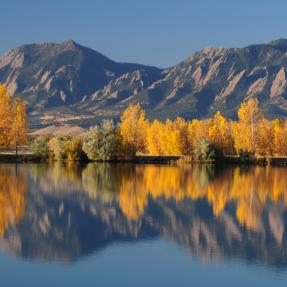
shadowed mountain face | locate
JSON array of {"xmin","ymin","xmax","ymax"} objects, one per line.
[
  {"xmin": 2, "ymin": 40, "xmax": 287, "ymax": 127},
  {"xmin": 0, "ymin": 40, "xmax": 162, "ymax": 126},
  {"xmin": 1, "ymin": 163, "xmax": 287, "ymax": 268}
]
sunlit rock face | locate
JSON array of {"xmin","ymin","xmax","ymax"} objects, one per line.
[
  {"xmin": 77, "ymin": 39, "xmax": 287, "ymax": 121},
  {"xmin": 1, "ymin": 163, "xmax": 287, "ymax": 268},
  {"xmin": 2, "ymin": 40, "xmax": 287, "ymax": 127}
]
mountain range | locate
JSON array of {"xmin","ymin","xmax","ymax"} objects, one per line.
[{"xmin": 2, "ymin": 39, "xmax": 287, "ymax": 128}]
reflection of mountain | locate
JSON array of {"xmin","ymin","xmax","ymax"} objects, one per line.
[{"xmin": 0, "ymin": 163, "xmax": 287, "ymax": 268}]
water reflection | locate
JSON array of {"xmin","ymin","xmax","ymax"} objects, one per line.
[
  {"xmin": 0, "ymin": 165, "xmax": 27, "ymax": 237},
  {"xmin": 0, "ymin": 163, "xmax": 287, "ymax": 267}
]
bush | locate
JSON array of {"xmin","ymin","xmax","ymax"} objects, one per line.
[
  {"xmin": 48, "ymin": 136, "xmax": 67, "ymax": 161},
  {"xmin": 83, "ymin": 120, "xmax": 123, "ymax": 161},
  {"xmin": 30, "ymin": 135, "xmax": 50, "ymax": 159},
  {"xmin": 194, "ymin": 139, "xmax": 223, "ymax": 161},
  {"xmin": 64, "ymin": 136, "xmax": 86, "ymax": 161},
  {"xmin": 238, "ymin": 150, "xmax": 255, "ymax": 163}
]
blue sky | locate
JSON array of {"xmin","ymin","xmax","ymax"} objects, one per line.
[{"xmin": 1, "ymin": 0, "xmax": 287, "ymax": 67}]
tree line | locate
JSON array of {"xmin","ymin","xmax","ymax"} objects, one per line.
[
  {"xmin": 1, "ymin": 82, "xmax": 287, "ymax": 160},
  {"xmin": 32, "ymin": 98, "xmax": 287, "ymax": 161},
  {"xmin": 119, "ymin": 98, "xmax": 287, "ymax": 158}
]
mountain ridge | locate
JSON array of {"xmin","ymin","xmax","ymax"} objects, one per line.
[{"xmin": 2, "ymin": 39, "xmax": 287, "ymax": 127}]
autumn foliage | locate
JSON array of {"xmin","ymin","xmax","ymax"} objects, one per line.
[
  {"xmin": 0, "ymin": 84, "xmax": 28, "ymax": 148},
  {"xmin": 28, "ymin": 100, "xmax": 287, "ymax": 161},
  {"xmin": 2, "ymin": 79, "xmax": 287, "ymax": 160},
  {"xmin": 119, "ymin": 100, "xmax": 287, "ymax": 157},
  {"xmin": 119, "ymin": 103, "xmax": 148, "ymax": 155}
]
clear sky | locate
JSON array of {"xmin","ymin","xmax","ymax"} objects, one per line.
[{"xmin": 1, "ymin": 0, "xmax": 287, "ymax": 68}]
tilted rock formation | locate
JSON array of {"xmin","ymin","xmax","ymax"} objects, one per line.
[{"xmin": 76, "ymin": 38, "xmax": 287, "ymax": 121}]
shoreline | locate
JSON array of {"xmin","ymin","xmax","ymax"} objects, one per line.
[{"xmin": 2, "ymin": 154, "xmax": 287, "ymax": 166}]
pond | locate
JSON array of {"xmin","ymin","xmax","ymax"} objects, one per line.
[{"xmin": 0, "ymin": 163, "xmax": 287, "ymax": 286}]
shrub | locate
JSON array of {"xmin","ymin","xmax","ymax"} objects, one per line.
[
  {"xmin": 64, "ymin": 136, "xmax": 86, "ymax": 161},
  {"xmin": 238, "ymin": 150, "xmax": 255, "ymax": 163},
  {"xmin": 83, "ymin": 120, "xmax": 123, "ymax": 161},
  {"xmin": 48, "ymin": 136, "xmax": 67, "ymax": 161},
  {"xmin": 193, "ymin": 139, "xmax": 223, "ymax": 161},
  {"xmin": 30, "ymin": 135, "xmax": 50, "ymax": 159}
]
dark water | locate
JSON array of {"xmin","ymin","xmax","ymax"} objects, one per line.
[{"xmin": 1, "ymin": 163, "xmax": 287, "ymax": 286}]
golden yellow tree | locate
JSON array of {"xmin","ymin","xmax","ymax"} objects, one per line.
[
  {"xmin": 10, "ymin": 97, "xmax": 28, "ymax": 152},
  {"xmin": 256, "ymin": 118, "xmax": 273, "ymax": 156},
  {"xmin": 0, "ymin": 85, "xmax": 28, "ymax": 150},
  {"xmin": 119, "ymin": 104, "xmax": 149, "ymax": 154},
  {"xmin": 272, "ymin": 119, "xmax": 287, "ymax": 156},
  {"xmin": 173, "ymin": 117, "xmax": 189, "ymax": 155},
  {"xmin": 159, "ymin": 119, "xmax": 182, "ymax": 155},
  {"xmin": 208, "ymin": 111, "xmax": 233, "ymax": 154},
  {"xmin": 147, "ymin": 119, "xmax": 164, "ymax": 155},
  {"xmin": 232, "ymin": 98, "xmax": 262, "ymax": 154},
  {"xmin": 0, "ymin": 84, "xmax": 12, "ymax": 146},
  {"xmin": 187, "ymin": 119, "xmax": 208, "ymax": 152}
]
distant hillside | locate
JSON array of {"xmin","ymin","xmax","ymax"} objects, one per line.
[{"xmin": 2, "ymin": 39, "xmax": 287, "ymax": 127}]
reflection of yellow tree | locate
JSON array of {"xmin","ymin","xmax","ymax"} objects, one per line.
[
  {"xmin": 117, "ymin": 165, "xmax": 287, "ymax": 231},
  {"xmin": 119, "ymin": 175, "xmax": 148, "ymax": 220},
  {"xmin": 0, "ymin": 166, "xmax": 27, "ymax": 236},
  {"xmin": 27, "ymin": 163, "xmax": 287, "ymax": 231}
]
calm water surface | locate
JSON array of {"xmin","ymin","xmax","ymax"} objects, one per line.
[{"xmin": 1, "ymin": 163, "xmax": 287, "ymax": 286}]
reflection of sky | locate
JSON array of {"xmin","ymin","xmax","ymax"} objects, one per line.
[{"xmin": 0, "ymin": 240, "xmax": 286, "ymax": 287}]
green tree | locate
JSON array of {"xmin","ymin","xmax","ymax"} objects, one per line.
[
  {"xmin": 65, "ymin": 136, "xmax": 86, "ymax": 161},
  {"xmin": 48, "ymin": 136, "xmax": 67, "ymax": 161},
  {"xmin": 83, "ymin": 120, "xmax": 122, "ymax": 161},
  {"xmin": 30, "ymin": 135, "xmax": 50, "ymax": 159},
  {"xmin": 194, "ymin": 139, "xmax": 223, "ymax": 161}
]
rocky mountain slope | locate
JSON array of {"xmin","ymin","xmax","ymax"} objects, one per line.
[
  {"xmin": 0, "ymin": 40, "xmax": 161, "ymax": 127},
  {"xmin": 2, "ymin": 39, "xmax": 287, "ymax": 127},
  {"xmin": 85, "ymin": 38, "xmax": 287, "ymax": 120}
]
